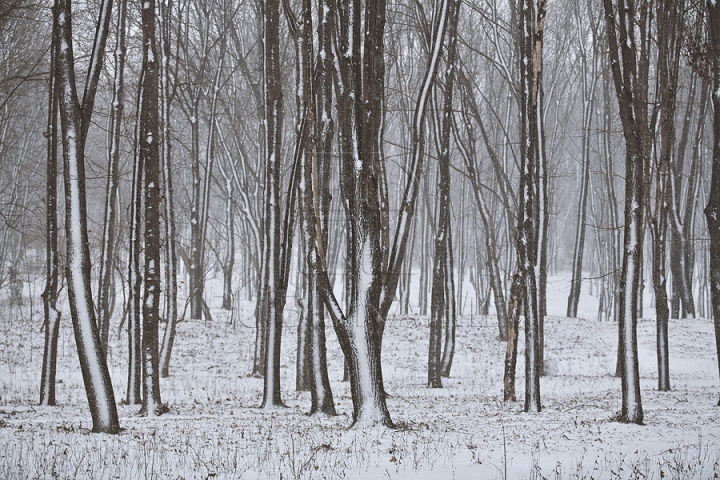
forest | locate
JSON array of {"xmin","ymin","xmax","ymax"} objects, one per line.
[{"xmin": 1, "ymin": 0, "xmax": 720, "ymax": 477}]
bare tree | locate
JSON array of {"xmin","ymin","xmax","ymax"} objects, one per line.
[
  {"xmin": 705, "ymin": 0, "xmax": 720, "ymax": 407},
  {"xmin": 54, "ymin": 0, "xmax": 120, "ymax": 433},
  {"xmin": 603, "ymin": 0, "xmax": 653, "ymax": 424},
  {"xmin": 40, "ymin": 7, "xmax": 60, "ymax": 407},
  {"xmin": 97, "ymin": 0, "xmax": 128, "ymax": 354}
]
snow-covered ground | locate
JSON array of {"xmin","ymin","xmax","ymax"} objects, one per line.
[{"xmin": 0, "ymin": 274, "xmax": 718, "ymax": 479}]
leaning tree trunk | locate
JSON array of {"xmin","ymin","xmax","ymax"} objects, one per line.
[
  {"xmin": 55, "ymin": 0, "xmax": 120, "ymax": 434},
  {"xmin": 705, "ymin": 0, "xmax": 720, "ymax": 407}
]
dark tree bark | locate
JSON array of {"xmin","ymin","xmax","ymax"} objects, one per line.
[
  {"xmin": 55, "ymin": 0, "xmax": 120, "ymax": 434},
  {"xmin": 40, "ymin": 11, "xmax": 60, "ymax": 407},
  {"xmin": 97, "ymin": 0, "xmax": 128, "ymax": 355},
  {"xmin": 438, "ymin": 0, "xmax": 460, "ymax": 380},
  {"xmin": 260, "ymin": 0, "xmax": 296, "ymax": 409},
  {"xmin": 651, "ymin": 0, "xmax": 684, "ymax": 393},
  {"xmin": 567, "ymin": 0, "xmax": 597, "ymax": 319},
  {"xmin": 126, "ymin": 77, "xmax": 144, "ymax": 406},
  {"xmin": 139, "ymin": 0, "xmax": 164, "ymax": 417},
  {"xmin": 603, "ymin": 0, "xmax": 651, "ymax": 424},
  {"xmin": 517, "ymin": 0, "xmax": 543, "ymax": 413},
  {"xmin": 503, "ymin": 272, "xmax": 524, "ymax": 402},
  {"xmin": 705, "ymin": 0, "xmax": 720, "ymax": 407},
  {"xmin": 159, "ymin": 0, "xmax": 179, "ymax": 378}
]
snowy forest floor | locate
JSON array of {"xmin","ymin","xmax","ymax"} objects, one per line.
[{"xmin": 0, "ymin": 275, "xmax": 719, "ymax": 479}]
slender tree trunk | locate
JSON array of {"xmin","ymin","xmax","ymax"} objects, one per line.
[
  {"xmin": 260, "ymin": 0, "xmax": 288, "ymax": 409},
  {"xmin": 603, "ymin": 0, "xmax": 649, "ymax": 424},
  {"xmin": 158, "ymin": 0, "xmax": 178, "ymax": 378},
  {"xmin": 438, "ymin": 0, "xmax": 460, "ymax": 379},
  {"xmin": 97, "ymin": 0, "xmax": 128, "ymax": 354},
  {"xmin": 503, "ymin": 273, "xmax": 524, "ymax": 402},
  {"xmin": 139, "ymin": 0, "xmax": 164, "ymax": 417},
  {"xmin": 455, "ymin": 77, "xmax": 508, "ymax": 339},
  {"xmin": 40, "ymin": 14, "xmax": 60, "ymax": 407},
  {"xmin": 517, "ymin": 0, "xmax": 543, "ymax": 413},
  {"xmin": 55, "ymin": 0, "xmax": 120, "ymax": 434},
  {"xmin": 567, "ymin": 1, "xmax": 596, "ymax": 318},
  {"xmin": 126, "ymin": 77, "xmax": 144, "ymax": 406},
  {"xmin": 651, "ymin": 0, "xmax": 683, "ymax": 392},
  {"xmin": 705, "ymin": 0, "xmax": 720, "ymax": 407}
]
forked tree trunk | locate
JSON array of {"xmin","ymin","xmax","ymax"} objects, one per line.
[
  {"xmin": 651, "ymin": 0, "xmax": 683, "ymax": 392},
  {"xmin": 55, "ymin": 0, "xmax": 120, "ymax": 434},
  {"xmin": 603, "ymin": 0, "xmax": 650, "ymax": 424}
]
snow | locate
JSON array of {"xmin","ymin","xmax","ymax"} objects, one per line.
[{"xmin": 0, "ymin": 274, "xmax": 718, "ymax": 478}]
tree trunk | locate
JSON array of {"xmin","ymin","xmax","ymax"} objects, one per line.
[
  {"xmin": 567, "ymin": 0, "xmax": 596, "ymax": 318},
  {"xmin": 139, "ymin": 0, "xmax": 164, "ymax": 417},
  {"xmin": 40, "ymin": 12, "xmax": 60, "ymax": 407},
  {"xmin": 127, "ymin": 79, "xmax": 144, "ymax": 406},
  {"xmin": 260, "ymin": 0, "xmax": 291, "ymax": 409},
  {"xmin": 603, "ymin": 0, "xmax": 650, "ymax": 424},
  {"xmin": 517, "ymin": 0, "xmax": 543, "ymax": 413},
  {"xmin": 438, "ymin": 0, "xmax": 460, "ymax": 380},
  {"xmin": 705, "ymin": 0, "xmax": 720, "ymax": 407},
  {"xmin": 503, "ymin": 273, "xmax": 524, "ymax": 402},
  {"xmin": 651, "ymin": 0, "xmax": 684, "ymax": 392},
  {"xmin": 55, "ymin": 0, "xmax": 120, "ymax": 434},
  {"xmin": 158, "ymin": 0, "xmax": 178, "ymax": 378},
  {"xmin": 97, "ymin": 0, "xmax": 128, "ymax": 355}
]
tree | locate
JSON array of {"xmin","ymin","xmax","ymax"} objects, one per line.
[
  {"xmin": 603, "ymin": 0, "xmax": 652, "ymax": 424},
  {"xmin": 54, "ymin": 0, "xmax": 120, "ymax": 433},
  {"xmin": 705, "ymin": 0, "xmax": 720, "ymax": 407},
  {"xmin": 516, "ymin": 0, "xmax": 545, "ymax": 413},
  {"xmin": 158, "ymin": 0, "xmax": 179, "ymax": 378},
  {"xmin": 429, "ymin": 0, "xmax": 460, "ymax": 387},
  {"xmin": 139, "ymin": 0, "xmax": 165, "ymax": 417},
  {"xmin": 40, "ymin": 6, "xmax": 60, "ymax": 407},
  {"xmin": 259, "ymin": 0, "xmax": 291, "ymax": 410},
  {"xmin": 97, "ymin": 0, "xmax": 128, "ymax": 355},
  {"xmin": 567, "ymin": 0, "xmax": 600, "ymax": 319},
  {"xmin": 650, "ymin": 0, "xmax": 685, "ymax": 392}
]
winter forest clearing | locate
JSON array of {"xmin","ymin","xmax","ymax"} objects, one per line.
[
  {"xmin": 3, "ymin": 0, "xmax": 720, "ymax": 477},
  {"xmin": 0, "ymin": 276, "xmax": 718, "ymax": 479}
]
